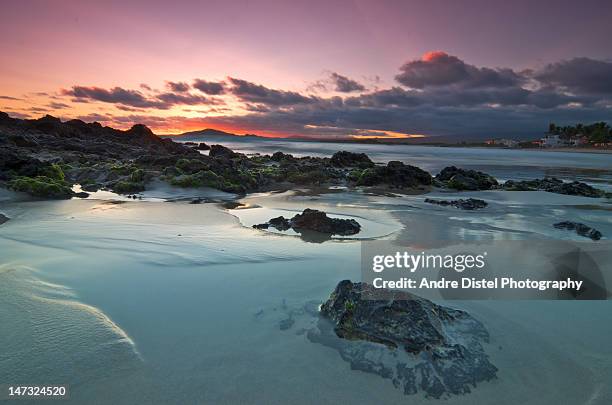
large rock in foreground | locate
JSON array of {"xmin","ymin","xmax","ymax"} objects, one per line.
[
  {"xmin": 311, "ymin": 280, "xmax": 497, "ymax": 398},
  {"xmin": 253, "ymin": 208, "xmax": 361, "ymax": 236}
]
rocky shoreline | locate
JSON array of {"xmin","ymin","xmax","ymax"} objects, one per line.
[{"xmin": 1, "ymin": 113, "xmax": 609, "ymax": 202}]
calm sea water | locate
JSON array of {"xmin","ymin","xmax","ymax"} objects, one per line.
[{"xmin": 189, "ymin": 137, "xmax": 612, "ymax": 190}]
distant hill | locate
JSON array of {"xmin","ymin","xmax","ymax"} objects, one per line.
[
  {"xmin": 164, "ymin": 127, "xmax": 542, "ymax": 145},
  {"xmin": 163, "ymin": 128, "xmax": 266, "ymax": 142}
]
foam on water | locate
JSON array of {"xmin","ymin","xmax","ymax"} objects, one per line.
[{"xmin": 0, "ymin": 264, "xmax": 142, "ymax": 387}]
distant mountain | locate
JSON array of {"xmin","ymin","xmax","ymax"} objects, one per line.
[
  {"xmin": 163, "ymin": 128, "xmax": 266, "ymax": 142},
  {"xmin": 164, "ymin": 127, "xmax": 541, "ymax": 145}
]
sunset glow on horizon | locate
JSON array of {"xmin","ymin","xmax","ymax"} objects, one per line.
[{"xmin": 1, "ymin": 0, "xmax": 611, "ymax": 139}]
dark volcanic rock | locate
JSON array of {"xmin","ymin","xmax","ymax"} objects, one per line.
[
  {"xmin": 425, "ymin": 198, "xmax": 488, "ymax": 210},
  {"xmin": 436, "ymin": 166, "xmax": 498, "ymax": 191},
  {"xmin": 0, "ymin": 111, "xmax": 435, "ymax": 198},
  {"xmin": 553, "ymin": 221, "xmax": 602, "ymax": 240},
  {"xmin": 290, "ymin": 209, "xmax": 360, "ymax": 235},
  {"xmin": 9, "ymin": 134, "xmax": 39, "ymax": 147},
  {"xmin": 253, "ymin": 209, "xmax": 361, "ymax": 236},
  {"xmin": 330, "ymin": 151, "xmax": 374, "ymax": 168},
  {"xmin": 0, "ymin": 147, "xmax": 54, "ymax": 180},
  {"xmin": 279, "ymin": 317, "xmax": 295, "ymax": 330},
  {"xmin": 311, "ymin": 280, "xmax": 497, "ymax": 398},
  {"xmin": 271, "ymin": 151, "xmax": 295, "ymax": 162},
  {"xmin": 0, "ymin": 213, "xmax": 9, "ymax": 225},
  {"xmin": 356, "ymin": 161, "xmax": 432, "ymax": 188},
  {"xmin": 209, "ymin": 144, "xmax": 242, "ymax": 159},
  {"xmin": 268, "ymin": 216, "xmax": 292, "ymax": 231},
  {"xmin": 81, "ymin": 183, "xmax": 102, "ymax": 192},
  {"xmin": 503, "ymin": 178, "xmax": 605, "ymax": 198},
  {"xmin": 196, "ymin": 142, "xmax": 210, "ymax": 151}
]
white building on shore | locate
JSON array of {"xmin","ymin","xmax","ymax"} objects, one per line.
[
  {"xmin": 498, "ymin": 138, "xmax": 519, "ymax": 147},
  {"xmin": 541, "ymin": 134, "xmax": 561, "ymax": 147}
]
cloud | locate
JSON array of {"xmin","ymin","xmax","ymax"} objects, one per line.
[
  {"xmin": 228, "ymin": 77, "xmax": 317, "ymax": 106},
  {"xmin": 116, "ymin": 105, "xmax": 144, "ymax": 112},
  {"xmin": 38, "ymin": 52, "xmax": 612, "ymax": 138},
  {"xmin": 345, "ymin": 87, "xmax": 422, "ymax": 107},
  {"xmin": 61, "ymin": 85, "xmax": 220, "ymax": 109},
  {"xmin": 166, "ymin": 81, "xmax": 190, "ymax": 92},
  {"xmin": 28, "ymin": 107, "xmax": 50, "ymax": 113},
  {"xmin": 346, "ymin": 86, "xmax": 545, "ymax": 109},
  {"xmin": 193, "ymin": 79, "xmax": 225, "ymax": 95},
  {"xmin": 532, "ymin": 57, "xmax": 612, "ymax": 95},
  {"xmin": 156, "ymin": 92, "xmax": 211, "ymax": 106},
  {"xmin": 5, "ymin": 111, "xmax": 32, "ymax": 119},
  {"xmin": 395, "ymin": 51, "xmax": 522, "ymax": 89},
  {"xmin": 76, "ymin": 113, "xmax": 111, "ymax": 122},
  {"xmin": 62, "ymin": 86, "xmax": 168, "ymax": 109},
  {"xmin": 48, "ymin": 102, "xmax": 70, "ymax": 109},
  {"xmin": 200, "ymin": 100, "xmax": 610, "ymax": 139},
  {"xmin": 329, "ymin": 72, "xmax": 365, "ymax": 92},
  {"xmin": 0, "ymin": 95, "xmax": 22, "ymax": 101}
]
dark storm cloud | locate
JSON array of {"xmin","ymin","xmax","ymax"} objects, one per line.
[
  {"xmin": 62, "ymin": 86, "xmax": 168, "ymax": 109},
  {"xmin": 345, "ymin": 87, "xmax": 422, "ymax": 107},
  {"xmin": 193, "ymin": 79, "xmax": 225, "ymax": 95},
  {"xmin": 344, "ymin": 85, "xmax": 581, "ymax": 109},
  {"xmin": 203, "ymin": 100, "xmax": 610, "ymax": 139},
  {"xmin": 116, "ymin": 105, "xmax": 144, "ymax": 112},
  {"xmin": 330, "ymin": 72, "xmax": 366, "ymax": 92},
  {"xmin": 61, "ymin": 85, "xmax": 220, "ymax": 109},
  {"xmin": 156, "ymin": 92, "xmax": 210, "ymax": 106},
  {"xmin": 166, "ymin": 81, "xmax": 190, "ymax": 92},
  {"xmin": 395, "ymin": 51, "xmax": 522, "ymax": 89},
  {"xmin": 532, "ymin": 57, "xmax": 612, "ymax": 95},
  {"xmin": 228, "ymin": 77, "xmax": 316, "ymax": 106}
]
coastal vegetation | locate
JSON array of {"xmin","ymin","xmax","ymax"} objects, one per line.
[
  {"xmin": 7, "ymin": 175, "xmax": 73, "ymax": 198},
  {"xmin": 548, "ymin": 121, "xmax": 611, "ymax": 144}
]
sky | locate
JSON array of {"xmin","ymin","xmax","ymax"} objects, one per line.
[{"xmin": 1, "ymin": 0, "xmax": 611, "ymax": 139}]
